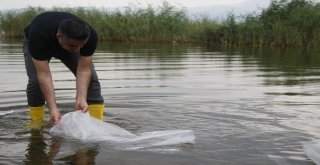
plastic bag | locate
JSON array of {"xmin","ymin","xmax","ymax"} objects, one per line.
[
  {"xmin": 302, "ymin": 140, "xmax": 320, "ymax": 165},
  {"xmin": 50, "ymin": 111, "xmax": 195, "ymax": 149}
]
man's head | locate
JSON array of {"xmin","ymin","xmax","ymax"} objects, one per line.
[{"xmin": 56, "ymin": 18, "xmax": 90, "ymax": 54}]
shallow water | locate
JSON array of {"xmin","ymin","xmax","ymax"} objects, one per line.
[{"xmin": 1, "ymin": 40, "xmax": 320, "ymax": 164}]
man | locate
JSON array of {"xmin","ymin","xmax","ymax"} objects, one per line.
[{"xmin": 23, "ymin": 11, "xmax": 105, "ymax": 125}]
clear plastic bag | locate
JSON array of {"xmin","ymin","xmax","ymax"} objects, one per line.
[
  {"xmin": 302, "ymin": 140, "xmax": 320, "ymax": 165},
  {"xmin": 50, "ymin": 111, "xmax": 195, "ymax": 149}
]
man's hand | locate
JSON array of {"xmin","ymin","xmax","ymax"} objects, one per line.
[
  {"xmin": 50, "ymin": 109, "xmax": 61, "ymax": 126},
  {"xmin": 75, "ymin": 99, "xmax": 88, "ymax": 112}
]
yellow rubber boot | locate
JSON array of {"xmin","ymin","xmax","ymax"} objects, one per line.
[
  {"xmin": 88, "ymin": 104, "xmax": 105, "ymax": 120},
  {"xmin": 29, "ymin": 105, "xmax": 45, "ymax": 121},
  {"xmin": 26, "ymin": 105, "xmax": 45, "ymax": 129}
]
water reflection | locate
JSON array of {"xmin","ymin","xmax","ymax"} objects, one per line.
[
  {"xmin": 238, "ymin": 46, "xmax": 320, "ymax": 86},
  {"xmin": 1, "ymin": 39, "xmax": 319, "ymax": 164}
]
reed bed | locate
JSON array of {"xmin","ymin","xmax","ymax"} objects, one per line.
[{"xmin": 1, "ymin": 0, "xmax": 320, "ymax": 49}]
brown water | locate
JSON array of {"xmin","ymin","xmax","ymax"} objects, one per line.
[{"xmin": 1, "ymin": 40, "xmax": 320, "ymax": 164}]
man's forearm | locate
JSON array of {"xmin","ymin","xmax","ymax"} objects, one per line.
[
  {"xmin": 76, "ymin": 56, "xmax": 92, "ymax": 102},
  {"xmin": 76, "ymin": 70, "xmax": 91, "ymax": 102},
  {"xmin": 32, "ymin": 59, "xmax": 58, "ymax": 112},
  {"xmin": 38, "ymin": 73, "xmax": 58, "ymax": 112}
]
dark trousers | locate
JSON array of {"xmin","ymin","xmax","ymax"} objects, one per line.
[{"xmin": 23, "ymin": 38, "xmax": 104, "ymax": 106}]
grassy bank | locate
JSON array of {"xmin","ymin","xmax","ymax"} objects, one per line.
[{"xmin": 1, "ymin": 0, "xmax": 320, "ymax": 49}]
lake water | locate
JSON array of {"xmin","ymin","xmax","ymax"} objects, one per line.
[{"xmin": 0, "ymin": 40, "xmax": 320, "ymax": 165}]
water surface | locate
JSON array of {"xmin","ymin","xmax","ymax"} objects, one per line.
[{"xmin": 1, "ymin": 40, "xmax": 320, "ymax": 164}]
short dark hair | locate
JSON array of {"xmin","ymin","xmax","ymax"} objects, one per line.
[{"xmin": 58, "ymin": 18, "xmax": 90, "ymax": 40}]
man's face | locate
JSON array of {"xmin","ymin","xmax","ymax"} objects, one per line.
[{"xmin": 56, "ymin": 32, "xmax": 88, "ymax": 54}]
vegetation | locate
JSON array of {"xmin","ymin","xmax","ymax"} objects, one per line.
[{"xmin": 1, "ymin": 0, "xmax": 320, "ymax": 49}]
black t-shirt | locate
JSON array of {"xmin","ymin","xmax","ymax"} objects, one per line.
[{"xmin": 24, "ymin": 11, "xmax": 98, "ymax": 61}]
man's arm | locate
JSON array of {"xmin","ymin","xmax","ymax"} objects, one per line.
[
  {"xmin": 75, "ymin": 56, "xmax": 92, "ymax": 112},
  {"xmin": 32, "ymin": 59, "xmax": 61, "ymax": 125}
]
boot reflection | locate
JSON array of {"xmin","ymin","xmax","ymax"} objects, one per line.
[
  {"xmin": 25, "ymin": 128, "xmax": 99, "ymax": 164},
  {"xmin": 25, "ymin": 129, "xmax": 55, "ymax": 165}
]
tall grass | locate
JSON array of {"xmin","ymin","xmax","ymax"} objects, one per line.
[
  {"xmin": 1, "ymin": 0, "xmax": 320, "ymax": 49},
  {"xmin": 0, "ymin": 7, "xmax": 44, "ymax": 38}
]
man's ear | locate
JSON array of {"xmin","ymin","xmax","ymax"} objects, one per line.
[{"xmin": 56, "ymin": 32, "xmax": 61, "ymax": 40}]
